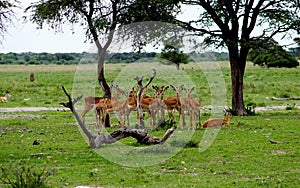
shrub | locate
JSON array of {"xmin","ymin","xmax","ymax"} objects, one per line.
[
  {"xmin": 253, "ymin": 46, "xmax": 299, "ymax": 68},
  {"xmin": 0, "ymin": 160, "xmax": 53, "ymax": 188}
]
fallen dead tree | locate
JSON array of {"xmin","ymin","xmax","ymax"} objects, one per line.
[{"xmin": 60, "ymin": 85, "xmax": 174, "ymax": 149}]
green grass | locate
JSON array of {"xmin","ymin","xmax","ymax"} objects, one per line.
[
  {"xmin": 1, "ymin": 62, "xmax": 299, "ymax": 108},
  {"xmin": 0, "ymin": 63, "xmax": 299, "ymax": 187},
  {"xmin": 0, "ymin": 110, "xmax": 299, "ymax": 187}
]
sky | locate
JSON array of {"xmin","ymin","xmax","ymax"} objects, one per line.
[{"xmin": 0, "ymin": 1, "xmax": 296, "ymax": 53}]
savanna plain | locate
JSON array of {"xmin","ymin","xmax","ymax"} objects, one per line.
[{"xmin": 0, "ymin": 62, "xmax": 299, "ymax": 187}]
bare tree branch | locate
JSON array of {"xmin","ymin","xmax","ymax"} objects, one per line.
[{"xmin": 134, "ymin": 69, "xmax": 156, "ymax": 128}]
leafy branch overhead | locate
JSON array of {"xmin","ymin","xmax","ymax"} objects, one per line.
[
  {"xmin": 25, "ymin": 0, "xmax": 180, "ymax": 44},
  {"xmin": 0, "ymin": 0, "xmax": 19, "ymax": 41}
]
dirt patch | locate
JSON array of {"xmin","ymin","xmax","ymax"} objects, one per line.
[
  {"xmin": 0, "ymin": 105, "xmax": 299, "ymax": 113},
  {"xmin": 0, "ymin": 107, "xmax": 68, "ymax": 113},
  {"xmin": 0, "ymin": 114, "xmax": 42, "ymax": 119},
  {"xmin": 271, "ymin": 150, "xmax": 287, "ymax": 155}
]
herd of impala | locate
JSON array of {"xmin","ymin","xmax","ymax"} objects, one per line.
[
  {"xmin": 0, "ymin": 85, "xmax": 231, "ymax": 129},
  {"xmin": 80, "ymin": 83, "xmax": 202, "ymax": 130}
]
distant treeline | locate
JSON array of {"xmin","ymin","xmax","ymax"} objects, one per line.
[
  {"xmin": 0, "ymin": 52, "xmax": 85, "ymax": 65},
  {"xmin": 0, "ymin": 51, "xmax": 229, "ymax": 65}
]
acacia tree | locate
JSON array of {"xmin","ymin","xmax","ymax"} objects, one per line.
[
  {"xmin": 158, "ymin": 44, "xmax": 189, "ymax": 70},
  {"xmin": 176, "ymin": 0, "xmax": 300, "ymax": 115},
  {"xmin": 26, "ymin": 0, "xmax": 179, "ymax": 98},
  {"xmin": 0, "ymin": 0, "xmax": 18, "ymax": 41}
]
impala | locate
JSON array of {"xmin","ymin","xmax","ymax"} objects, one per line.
[
  {"xmin": 182, "ymin": 87, "xmax": 201, "ymax": 128},
  {"xmin": 94, "ymin": 89, "xmax": 129, "ymax": 130},
  {"xmin": 127, "ymin": 86, "xmax": 166, "ymax": 127},
  {"xmin": 163, "ymin": 85, "xmax": 184, "ymax": 127},
  {"xmin": 202, "ymin": 112, "xmax": 231, "ymax": 128},
  {"xmin": 80, "ymin": 83, "xmax": 121, "ymax": 123},
  {"xmin": 0, "ymin": 91, "xmax": 11, "ymax": 102},
  {"xmin": 148, "ymin": 85, "xmax": 168, "ymax": 126}
]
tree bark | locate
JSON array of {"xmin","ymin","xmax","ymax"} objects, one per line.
[
  {"xmin": 60, "ymin": 86, "xmax": 174, "ymax": 148},
  {"xmin": 229, "ymin": 48, "xmax": 248, "ymax": 116},
  {"xmin": 176, "ymin": 63, "xmax": 180, "ymax": 70},
  {"xmin": 97, "ymin": 48, "xmax": 111, "ymax": 127},
  {"xmin": 97, "ymin": 48, "xmax": 111, "ymax": 98}
]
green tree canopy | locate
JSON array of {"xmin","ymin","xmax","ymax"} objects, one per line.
[
  {"xmin": 158, "ymin": 44, "xmax": 189, "ymax": 70},
  {"xmin": 253, "ymin": 46, "xmax": 299, "ymax": 68}
]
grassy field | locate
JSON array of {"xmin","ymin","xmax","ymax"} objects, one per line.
[
  {"xmin": 1, "ymin": 62, "xmax": 299, "ymax": 108},
  {"xmin": 0, "ymin": 62, "xmax": 299, "ymax": 187}
]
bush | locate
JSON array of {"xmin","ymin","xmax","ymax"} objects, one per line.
[
  {"xmin": 253, "ymin": 46, "xmax": 299, "ymax": 68},
  {"xmin": 0, "ymin": 160, "xmax": 53, "ymax": 188}
]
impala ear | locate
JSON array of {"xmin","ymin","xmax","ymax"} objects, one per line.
[
  {"xmin": 180, "ymin": 84, "xmax": 185, "ymax": 90},
  {"xmin": 190, "ymin": 87, "xmax": 195, "ymax": 92},
  {"xmin": 170, "ymin": 85, "xmax": 175, "ymax": 90}
]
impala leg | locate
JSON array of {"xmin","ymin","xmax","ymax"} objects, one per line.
[
  {"xmin": 189, "ymin": 109, "xmax": 193, "ymax": 129},
  {"xmin": 196, "ymin": 110, "xmax": 201, "ymax": 128},
  {"xmin": 81, "ymin": 105, "xmax": 93, "ymax": 123},
  {"xmin": 178, "ymin": 107, "xmax": 184, "ymax": 128},
  {"xmin": 94, "ymin": 107, "xmax": 100, "ymax": 130},
  {"xmin": 158, "ymin": 105, "xmax": 165, "ymax": 125},
  {"xmin": 181, "ymin": 109, "xmax": 184, "ymax": 129},
  {"xmin": 100, "ymin": 109, "xmax": 107, "ymax": 132},
  {"xmin": 126, "ymin": 109, "xmax": 131, "ymax": 127},
  {"xmin": 117, "ymin": 111, "xmax": 124, "ymax": 128}
]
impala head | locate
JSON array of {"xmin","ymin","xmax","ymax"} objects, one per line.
[
  {"xmin": 152, "ymin": 85, "xmax": 164, "ymax": 94},
  {"xmin": 184, "ymin": 87, "xmax": 195, "ymax": 97},
  {"xmin": 160, "ymin": 86, "xmax": 169, "ymax": 97},
  {"xmin": 129, "ymin": 87, "xmax": 137, "ymax": 98},
  {"xmin": 152, "ymin": 85, "xmax": 159, "ymax": 91},
  {"xmin": 170, "ymin": 84, "xmax": 184, "ymax": 94},
  {"xmin": 112, "ymin": 84, "xmax": 126, "ymax": 95},
  {"xmin": 152, "ymin": 85, "xmax": 170, "ymax": 99},
  {"xmin": 225, "ymin": 111, "xmax": 232, "ymax": 119},
  {"xmin": 5, "ymin": 91, "xmax": 11, "ymax": 98}
]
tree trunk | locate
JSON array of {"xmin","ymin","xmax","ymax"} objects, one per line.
[
  {"xmin": 176, "ymin": 63, "xmax": 180, "ymax": 70},
  {"xmin": 89, "ymin": 16, "xmax": 115, "ymax": 127},
  {"xmin": 229, "ymin": 49, "xmax": 248, "ymax": 116},
  {"xmin": 97, "ymin": 49, "xmax": 111, "ymax": 127},
  {"xmin": 98, "ymin": 49, "xmax": 111, "ymax": 98}
]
